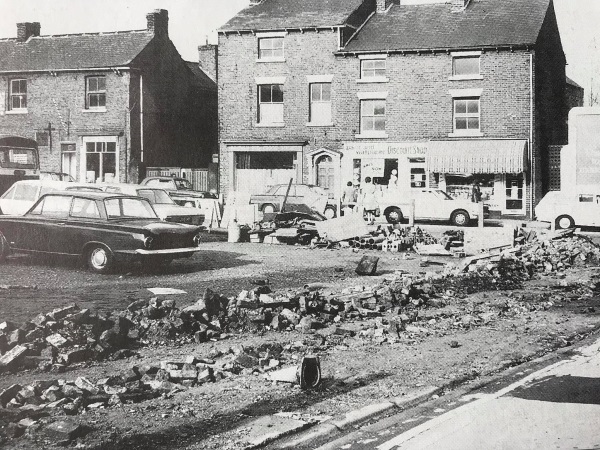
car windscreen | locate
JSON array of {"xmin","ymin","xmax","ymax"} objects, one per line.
[
  {"xmin": 13, "ymin": 183, "xmax": 38, "ymax": 201},
  {"xmin": 104, "ymin": 198, "xmax": 157, "ymax": 219},
  {"xmin": 137, "ymin": 189, "xmax": 175, "ymax": 205},
  {"xmin": 0, "ymin": 147, "xmax": 38, "ymax": 169},
  {"xmin": 174, "ymin": 179, "xmax": 192, "ymax": 190},
  {"xmin": 434, "ymin": 190, "xmax": 454, "ymax": 200}
]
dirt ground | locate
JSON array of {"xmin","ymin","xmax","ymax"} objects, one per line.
[{"xmin": 1, "ymin": 224, "xmax": 600, "ymax": 449}]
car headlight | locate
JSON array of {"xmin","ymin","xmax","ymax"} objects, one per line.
[
  {"xmin": 193, "ymin": 233, "xmax": 202, "ymax": 247},
  {"xmin": 144, "ymin": 236, "xmax": 154, "ymax": 249}
]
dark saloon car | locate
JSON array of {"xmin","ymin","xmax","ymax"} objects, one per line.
[{"xmin": 0, "ymin": 191, "xmax": 203, "ymax": 273}]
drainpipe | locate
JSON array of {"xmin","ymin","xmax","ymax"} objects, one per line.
[
  {"xmin": 529, "ymin": 53, "xmax": 534, "ymax": 218},
  {"xmin": 140, "ymin": 74, "xmax": 144, "ymax": 165}
]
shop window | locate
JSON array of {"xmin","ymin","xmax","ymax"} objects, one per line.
[
  {"xmin": 258, "ymin": 84, "xmax": 284, "ymax": 124},
  {"xmin": 361, "ymin": 59, "xmax": 386, "ymax": 79},
  {"xmin": 9, "ymin": 79, "xmax": 27, "ymax": 111},
  {"xmin": 452, "ymin": 56, "xmax": 480, "ymax": 77},
  {"xmin": 360, "ymin": 99, "xmax": 386, "ymax": 132},
  {"xmin": 309, "ymin": 83, "xmax": 332, "ymax": 125},
  {"xmin": 86, "ymin": 76, "xmax": 106, "ymax": 109},
  {"xmin": 453, "ymin": 98, "xmax": 480, "ymax": 132},
  {"xmin": 258, "ymin": 37, "xmax": 284, "ymax": 60},
  {"xmin": 85, "ymin": 141, "xmax": 116, "ymax": 183}
]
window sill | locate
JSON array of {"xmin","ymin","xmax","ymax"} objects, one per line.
[
  {"xmin": 306, "ymin": 122, "xmax": 334, "ymax": 127},
  {"xmin": 5, "ymin": 109, "xmax": 28, "ymax": 115},
  {"xmin": 255, "ymin": 122, "xmax": 285, "ymax": 128},
  {"xmin": 448, "ymin": 131, "xmax": 483, "ymax": 138},
  {"xmin": 355, "ymin": 131, "xmax": 388, "ymax": 139},
  {"xmin": 449, "ymin": 75, "xmax": 483, "ymax": 81},
  {"xmin": 356, "ymin": 77, "xmax": 389, "ymax": 84},
  {"xmin": 82, "ymin": 108, "xmax": 107, "ymax": 113},
  {"xmin": 256, "ymin": 58, "xmax": 286, "ymax": 63}
]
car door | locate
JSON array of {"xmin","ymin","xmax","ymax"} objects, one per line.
[
  {"xmin": 17, "ymin": 194, "xmax": 72, "ymax": 253},
  {"xmin": 59, "ymin": 197, "xmax": 103, "ymax": 255},
  {"xmin": 411, "ymin": 190, "xmax": 432, "ymax": 219}
]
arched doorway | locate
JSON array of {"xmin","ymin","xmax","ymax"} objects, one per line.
[{"xmin": 316, "ymin": 155, "xmax": 335, "ymax": 192}]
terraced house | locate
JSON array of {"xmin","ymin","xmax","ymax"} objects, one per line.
[
  {"xmin": 0, "ymin": 9, "xmax": 216, "ymax": 184},
  {"xmin": 217, "ymin": 0, "xmax": 569, "ymax": 217}
]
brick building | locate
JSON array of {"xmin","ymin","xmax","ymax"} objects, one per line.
[
  {"xmin": 217, "ymin": 0, "xmax": 568, "ymax": 217},
  {"xmin": 0, "ymin": 10, "xmax": 216, "ymax": 184}
]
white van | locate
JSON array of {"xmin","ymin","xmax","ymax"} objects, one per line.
[{"xmin": 535, "ymin": 190, "xmax": 600, "ymax": 229}]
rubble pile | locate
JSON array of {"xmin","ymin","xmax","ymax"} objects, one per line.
[{"xmin": 347, "ymin": 226, "xmax": 438, "ymax": 251}]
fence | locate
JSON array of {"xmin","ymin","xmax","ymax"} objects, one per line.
[{"xmin": 146, "ymin": 167, "xmax": 209, "ymax": 192}]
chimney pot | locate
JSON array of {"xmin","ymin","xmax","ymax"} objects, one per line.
[
  {"xmin": 16, "ymin": 22, "xmax": 40, "ymax": 42},
  {"xmin": 451, "ymin": 0, "xmax": 470, "ymax": 11},
  {"xmin": 376, "ymin": 0, "xmax": 398, "ymax": 13},
  {"xmin": 146, "ymin": 9, "xmax": 169, "ymax": 38}
]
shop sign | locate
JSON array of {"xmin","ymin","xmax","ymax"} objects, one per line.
[{"xmin": 344, "ymin": 142, "xmax": 428, "ymax": 158}]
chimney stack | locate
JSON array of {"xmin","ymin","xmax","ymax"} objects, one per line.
[
  {"xmin": 146, "ymin": 9, "xmax": 169, "ymax": 38},
  {"xmin": 16, "ymin": 22, "xmax": 40, "ymax": 42},
  {"xmin": 451, "ymin": 0, "xmax": 470, "ymax": 12},
  {"xmin": 198, "ymin": 44, "xmax": 218, "ymax": 82},
  {"xmin": 376, "ymin": 0, "xmax": 398, "ymax": 13}
]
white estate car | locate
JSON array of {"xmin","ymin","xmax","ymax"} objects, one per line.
[
  {"xmin": 535, "ymin": 190, "xmax": 600, "ymax": 229},
  {"xmin": 377, "ymin": 188, "xmax": 488, "ymax": 226},
  {"xmin": 0, "ymin": 180, "xmax": 81, "ymax": 215}
]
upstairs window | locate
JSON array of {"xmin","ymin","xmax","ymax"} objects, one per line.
[
  {"xmin": 86, "ymin": 76, "xmax": 106, "ymax": 109},
  {"xmin": 9, "ymin": 79, "xmax": 27, "ymax": 110},
  {"xmin": 309, "ymin": 83, "xmax": 331, "ymax": 125},
  {"xmin": 258, "ymin": 84, "xmax": 284, "ymax": 124},
  {"xmin": 360, "ymin": 99, "xmax": 386, "ymax": 132},
  {"xmin": 453, "ymin": 97, "xmax": 480, "ymax": 132},
  {"xmin": 258, "ymin": 37, "xmax": 284, "ymax": 60},
  {"xmin": 361, "ymin": 59, "xmax": 386, "ymax": 79},
  {"xmin": 452, "ymin": 55, "xmax": 480, "ymax": 77}
]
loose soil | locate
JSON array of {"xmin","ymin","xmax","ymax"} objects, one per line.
[{"xmin": 1, "ymin": 226, "xmax": 600, "ymax": 449}]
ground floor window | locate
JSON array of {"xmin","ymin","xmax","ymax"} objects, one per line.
[
  {"xmin": 444, "ymin": 173, "xmax": 495, "ymax": 201},
  {"xmin": 82, "ymin": 137, "xmax": 118, "ymax": 183}
]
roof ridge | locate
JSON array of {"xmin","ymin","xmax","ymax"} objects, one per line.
[{"xmin": 19, "ymin": 29, "xmax": 150, "ymax": 40}]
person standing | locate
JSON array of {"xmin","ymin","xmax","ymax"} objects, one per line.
[
  {"xmin": 471, "ymin": 182, "xmax": 482, "ymax": 203},
  {"xmin": 362, "ymin": 176, "xmax": 378, "ymax": 223},
  {"xmin": 342, "ymin": 181, "xmax": 357, "ymax": 211}
]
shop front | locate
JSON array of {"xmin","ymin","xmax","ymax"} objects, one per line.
[
  {"xmin": 341, "ymin": 141, "xmax": 430, "ymax": 192},
  {"xmin": 427, "ymin": 139, "xmax": 529, "ymax": 216}
]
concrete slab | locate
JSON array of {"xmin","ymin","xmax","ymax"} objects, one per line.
[{"xmin": 242, "ymin": 414, "xmax": 314, "ymax": 448}]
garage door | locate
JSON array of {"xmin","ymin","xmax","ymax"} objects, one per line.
[{"xmin": 235, "ymin": 151, "xmax": 296, "ymax": 194}]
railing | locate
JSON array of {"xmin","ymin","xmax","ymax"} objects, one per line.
[{"xmin": 146, "ymin": 167, "xmax": 209, "ymax": 192}]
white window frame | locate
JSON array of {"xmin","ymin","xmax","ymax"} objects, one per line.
[
  {"xmin": 449, "ymin": 51, "xmax": 483, "ymax": 80},
  {"xmin": 85, "ymin": 75, "xmax": 106, "ymax": 111},
  {"xmin": 308, "ymin": 82, "xmax": 332, "ymax": 126},
  {"xmin": 256, "ymin": 31, "xmax": 286, "ymax": 62},
  {"xmin": 357, "ymin": 55, "xmax": 389, "ymax": 83},
  {"xmin": 257, "ymin": 84, "xmax": 284, "ymax": 126},
  {"xmin": 80, "ymin": 136, "xmax": 118, "ymax": 183},
  {"xmin": 356, "ymin": 91, "xmax": 388, "ymax": 139},
  {"xmin": 452, "ymin": 97, "xmax": 481, "ymax": 136},
  {"xmin": 8, "ymin": 79, "xmax": 27, "ymax": 113}
]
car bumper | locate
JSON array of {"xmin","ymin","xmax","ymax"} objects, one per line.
[{"xmin": 115, "ymin": 247, "xmax": 200, "ymax": 256}]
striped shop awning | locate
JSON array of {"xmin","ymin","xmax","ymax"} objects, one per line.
[{"xmin": 427, "ymin": 139, "xmax": 528, "ymax": 174}]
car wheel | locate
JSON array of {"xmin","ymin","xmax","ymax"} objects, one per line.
[
  {"xmin": 385, "ymin": 207, "xmax": 403, "ymax": 224},
  {"xmin": 262, "ymin": 204, "xmax": 276, "ymax": 214},
  {"xmin": 86, "ymin": 245, "xmax": 114, "ymax": 274},
  {"xmin": 555, "ymin": 215, "xmax": 574, "ymax": 230},
  {"xmin": 323, "ymin": 206, "xmax": 337, "ymax": 219},
  {"xmin": 451, "ymin": 210, "xmax": 470, "ymax": 227},
  {"xmin": 0, "ymin": 231, "xmax": 9, "ymax": 262}
]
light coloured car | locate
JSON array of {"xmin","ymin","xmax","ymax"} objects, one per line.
[
  {"xmin": 0, "ymin": 180, "xmax": 86, "ymax": 215},
  {"xmin": 535, "ymin": 190, "xmax": 600, "ymax": 229},
  {"xmin": 99, "ymin": 183, "xmax": 205, "ymax": 226},
  {"xmin": 378, "ymin": 188, "xmax": 488, "ymax": 226},
  {"xmin": 249, "ymin": 184, "xmax": 337, "ymax": 218}
]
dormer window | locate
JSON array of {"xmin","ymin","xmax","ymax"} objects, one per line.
[
  {"xmin": 86, "ymin": 76, "xmax": 106, "ymax": 109},
  {"xmin": 9, "ymin": 79, "xmax": 27, "ymax": 111},
  {"xmin": 450, "ymin": 51, "xmax": 482, "ymax": 80},
  {"xmin": 257, "ymin": 32, "xmax": 286, "ymax": 62}
]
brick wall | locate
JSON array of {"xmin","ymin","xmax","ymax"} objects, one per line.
[{"xmin": 0, "ymin": 71, "xmax": 130, "ymax": 179}]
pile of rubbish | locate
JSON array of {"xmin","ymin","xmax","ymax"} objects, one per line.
[{"xmin": 346, "ymin": 226, "xmax": 439, "ymax": 251}]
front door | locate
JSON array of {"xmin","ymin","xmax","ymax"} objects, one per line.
[
  {"xmin": 505, "ymin": 174, "xmax": 524, "ymax": 213},
  {"xmin": 316, "ymin": 155, "xmax": 335, "ymax": 192}
]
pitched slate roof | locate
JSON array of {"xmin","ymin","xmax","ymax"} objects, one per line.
[
  {"xmin": 566, "ymin": 76, "xmax": 582, "ymax": 89},
  {"xmin": 0, "ymin": 30, "xmax": 154, "ymax": 72},
  {"xmin": 219, "ymin": 0, "xmax": 366, "ymax": 31},
  {"xmin": 343, "ymin": 0, "xmax": 551, "ymax": 52},
  {"xmin": 185, "ymin": 62, "xmax": 217, "ymax": 91}
]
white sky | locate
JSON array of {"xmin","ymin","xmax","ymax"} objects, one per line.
[{"xmin": 0, "ymin": 0, "xmax": 598, "ymax": 104}]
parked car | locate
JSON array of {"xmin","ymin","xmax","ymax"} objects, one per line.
[
  {"xmin": 0, "ymin": 180, "xmax": 85, "ymax": 215},
  {"xmin": 39, "ymin": 172, "xmax": 75, "ymax": 182},
  {"xmin": 140, "ymin": 176, "xmax": 217, "ymax": 203},
  {"xmin": 0, "ymin": 191, "xmax": 203, "ymax": 273},
  {"xmin": 249, "ymin": 184, "xmax": 337, "ymax": 219},
  {"xmin": 97, "ymin": 183, "xmax": 205, "ymax": 225},
  {"xmin": 378, "ymin": 188, "xmax": 488, "ymax": 226},
  {"xmin": 535, "ymin": 189, "xmax": 600, "ymax": 229}
]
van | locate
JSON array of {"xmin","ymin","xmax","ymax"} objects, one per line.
[{"xmin": 535, "ymin": 190, "xmax": 600, "ymax": 229}]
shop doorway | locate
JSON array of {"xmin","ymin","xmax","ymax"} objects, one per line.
[{"xmin": 506, "ymin": 174, "xmax": 524, "ymax": 212}]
